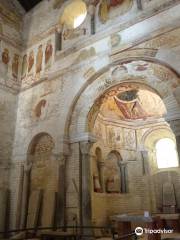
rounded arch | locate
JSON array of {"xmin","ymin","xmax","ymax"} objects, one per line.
[
  {"xmin": 27, "ymin": 132, "xmax": 55, "ymax": 156},
  {"xmin": 27, "ymin": 132, "xmax": 58, "ymax": 194},
  {"xmin": 91, "ymin": 141, "xmax": 106, "ymax": 159},
  {"xmin": 68, "ymin": 79, "xmax": 167, "ymax": 139},
  {"xmin": 142, "ymin": 126, "xmax": 176, "ymax": 151},
  {"xmin": 155, "ymin": 138, "xmax": 179, "ymax": 169},
  {"xmin": 106, "ymin": 150, "xmax": 122, "ymax": 162},
  {"xmin": 65, "ymin": 56, "xmax": 180, "ymax": 140},
  {"xmin": 105, "ymin": 150, "xmax": 125, "ymax": 193},
  {"xmin": 87, "ymin": 81, "xmax": 166, "ymax": 132}
]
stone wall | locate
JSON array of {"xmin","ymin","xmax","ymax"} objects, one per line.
[{"xmin": 0, "ymin": 0, "xmax": 179, "ymax": 231}]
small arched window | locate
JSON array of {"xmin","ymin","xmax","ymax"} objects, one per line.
[
  {"xmin": 155, "ymin": 138, "xmax": 179, "ymax": 169},
  {"xmin": 60, "ymin": 0, "xmax": 87, "ymax": 29}
]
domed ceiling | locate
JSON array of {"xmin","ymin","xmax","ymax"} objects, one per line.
[{"xmin": 97, "ymin": 83, "xmax": 166, "ymax": 121}]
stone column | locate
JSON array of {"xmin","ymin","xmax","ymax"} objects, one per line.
[
  {"xmin": 55, "ymin": 153, "xmax": 67, "ymax": 228},
  {"xmin": 15, "ymin": 165, "xmax": 24, "ymax": 229},
  {"xmin": 141, "ymin": 150, "xmax": 149, "ymax": 175},
  {"xmin": 88, "ymin": 4, "xmax": 96, "ymax": 35},
  {"xmin": 20, "ymin": 162, "xmax": 32, "ymax": 229},
  {"xmin": 118, "ymin": 161, "xmax": 128, "ymax": 193},
  {"xmin": 79, "ymin": 141, "xmax": 93, "ymax": 237},
  {"xmin": 136, "ymin": 0, "xmax": 143, "ymax": 10},
  {"xmin": 98, "ymin": 161, "xmax": 105, "ymax": 192}
]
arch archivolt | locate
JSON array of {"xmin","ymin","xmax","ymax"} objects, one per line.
[
  {"xmin": 67, "ymin": 56, "xmax": 180, "ymax": 139},
  {"xmin": 17, "ymin": 128, "xmax": 61, "ymax": 160}
]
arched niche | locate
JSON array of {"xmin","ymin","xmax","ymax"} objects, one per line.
[
  {"xmin": 142, "ymin": 127, "xmax": 177, "ymax": 171},
  {"xmin": 88, "ymin": 82, "xmax": 166, "ymax": 133},
  {"xmin": 20, "ymin": 133, "xmax": 57, "ymax": 229},
  {"xmin": 142, "ymin": 127, "xmax": 180, "ymax": 213},
  {"xmin": 27, "ymin": 132, "xmax": 56, "ymax": 193},
  {"xmin": 143, "ymin": 127, "xmax": 176, "ymax": 152},
  {"xmin": 59, "ymin": 0, "xmax": 87, "ymax": 29},
  {"xmin": 104, "ymin": 150, "xmax": 127, "ymax": 194},
  {"xmin": 28, "ymin": 132, "xmax": 54, "ymax": 157}
]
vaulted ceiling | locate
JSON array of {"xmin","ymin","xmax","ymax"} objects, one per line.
[{"xmin": 17, "ymin": 0, "xmax": 42, "ymax": 11}]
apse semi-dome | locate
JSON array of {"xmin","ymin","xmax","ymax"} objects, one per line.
[{"xmin": 98, "ymin": 83, "xmax": 167, "ymax": 121}]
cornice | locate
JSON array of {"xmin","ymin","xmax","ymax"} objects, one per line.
[
  {"xmin": 22, "ymin": 26, "xmax": 57, "ymax": 49},
  {"xmin": 0, "ymin": 83, "xmax": 19, "ymax": 95},
  {"xmin": 0, "ymin": 33, "xmax": 22, "ymax": 49},
  {"xmin": 21, "ymin": 0, "xmax": 180, "ymax": 50}
]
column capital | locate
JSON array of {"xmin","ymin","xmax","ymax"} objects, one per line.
[
  {"xmin": 24, "ymin": 161, "xmax": 32, "ymax": 173},
  {"xmin": 118, "ymin": 161, "xmax": 128, "ymax": 166},
  {"xmin": 53, "ymin": 152, "xmax": 68, "ymax": 165},
  {"xmin": 98, "ymin": 161, "xmax": 105, "ymax": 167},
  {"xmin": 80, "ymin": 141, "xmax": 94, "ymax": 155},
  {"xmin": 88, "ymin": 4, "xmax": 96, "ymax": 16}
]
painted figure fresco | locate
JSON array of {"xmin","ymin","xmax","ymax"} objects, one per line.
[
  {"xmin": 21, "ymin": 54, "xmax": 28, "ymax": 80},
  {"xmin": 2, "ymin": 48, "xmax": 10, "ymax": 65},
  {"xmin": 1, "ymin": 48, "xmax": 9, "ymax": 77},
  {"xmin": 12, "ymin": 54, "xmax": 19, "ymax": 80},
  {"xmin": 98, "ymin": 0, "xmax": 131, "ymax": 23},
  {"xmin": 95, "ymin": 83, "xmax": 166, "ymax": 121},
  {"xmin": 36, "ymin": 45, "xmax": 43, "ymax": 75},
  {"xmin": 98, "ymin": 0, "xmax": 109, "ymax": 23},
  {"xmin": 34, "ymin": 99, "xmax": 47, "ymax": 119},
  {"xmin": 45, "ymin": 40, "xmax": 53, "ymax": 69},
  {"xmin": 98, "ymin": 0, "xmax": 125, "ymax": 23},
  {"xmin": 114, "ymin": 96, "xmax": 147, "ymax": 120},
  {"xmin": 110, "ymin": 0, "xmax": 124, "ymax": 7},
  {"xmin": 28, "ymin": 50, "xmax": 34, "ymax": 74}
]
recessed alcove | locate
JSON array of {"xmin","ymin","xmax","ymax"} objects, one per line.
[
  {"xmin": 60, "ymin": 0, "xmax": 87, "ymax": 29},
  {"xmin": 89, "ymin": 82, "xmax": 179, "ymax": 226}
]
